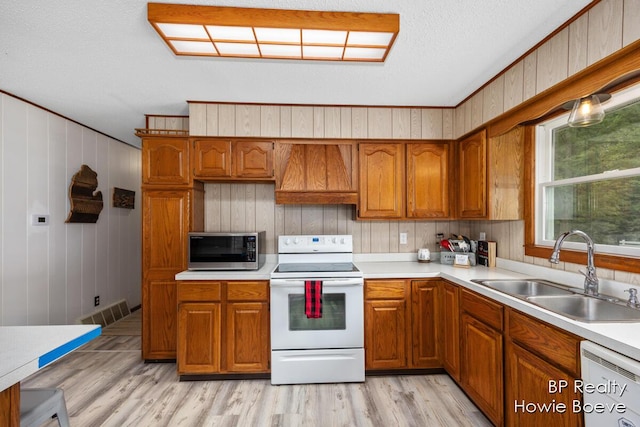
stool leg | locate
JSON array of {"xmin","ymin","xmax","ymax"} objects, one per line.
[{"xmin": 55, "ymin": 390, "xmax": 70, "ymax": 427}]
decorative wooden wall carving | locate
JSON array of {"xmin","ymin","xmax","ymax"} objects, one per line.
[
  {"xmin": 113, "ymin": 187, "xmax": 135, "ymax": 209},
  {"xmin": 66, "ymin": 164, "xmax": 104, "ymax": 223}
]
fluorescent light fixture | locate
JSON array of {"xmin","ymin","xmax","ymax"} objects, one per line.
[{"xmin": 148, "ymin": 3, "xmax": 399, "ymax": 62}]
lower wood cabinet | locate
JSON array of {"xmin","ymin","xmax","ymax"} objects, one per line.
[
  {"xmin": 460, "ymin": 289, "xmax": 504, "ymax": 427},
  {"xmin": 364, "ymin": 279, "xmax": 442, "ymax": 371},
  {"xmin": 364, "ymin": 280, "xmax": 408, "ymax": 370},
  {"xmin": 505, "ymin": 309, "xmax": 583, "ymax": 427},
  {"xmin": 177, "ymin": 280, "xmax": 269, "ymax": 376},
  {"xmin": 411, "ymin": 280, "xmax": 441, "ymax": 368},
  {"xmin": 442, "ymin": 281, "xmax": 460, "ymax": 381},
  {"xmin": 178, "ymin": 302, "xmax": 221, "ymax": 373}
]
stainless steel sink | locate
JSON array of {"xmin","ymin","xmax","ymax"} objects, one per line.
[
  {"xmin": 471, "ymin": 279, "xmax": 576, "ymax": 297},
  {"xmin": 471, "ymin": 278, "xmax": 640, "ymax": 322},
  {"xmin": 525, "ymin": 295, "xmax": 640, "ymax": 322}
]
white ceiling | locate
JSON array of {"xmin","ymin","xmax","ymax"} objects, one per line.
[{"xmin": 0, "ymin": 0, "xmax": 592, "ymax": 147}]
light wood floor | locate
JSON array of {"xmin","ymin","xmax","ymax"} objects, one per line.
[{"xmin": 22, "ymin": 311, "xmax": 491, "ymax": 426}]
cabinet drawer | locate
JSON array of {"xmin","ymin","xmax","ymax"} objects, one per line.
[
  {"xmin": 177, "ymin": 281, "xmax": 222, "ymax": 302},
  {"xmin": 365, "ymin": 280, "xmax": 407, "ymax": 299},
  {"xmin": 461, "ymin": 289, "xmax": 503, "ymax": 330},
  {"xmin": 508, "ymin": 309, "xmax": 581, "ymax": 376},
  {"xmin": 227, "ymin": 281, "xmax": 269, "ymax": 301}
]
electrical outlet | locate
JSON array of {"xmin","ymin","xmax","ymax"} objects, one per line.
[
  {"xmin": 94, "ymin": 296, "xmax": 100, "ymax": 307},
  {"xmin": 400, "ymin": 232, "xmax": 408, "ymax": 245}
]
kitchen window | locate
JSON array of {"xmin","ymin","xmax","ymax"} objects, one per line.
[{"xmin": 535, "ymin": 84, "xmax": 640, "ymax": 257}]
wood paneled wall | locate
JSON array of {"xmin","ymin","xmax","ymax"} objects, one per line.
[
  {"xmin": 0, "ymin": 93, "xmax": 141, "ymax": 326},
  {"xmin": 203, "ymin": 182, "xmax": 472, "ymax": 256},
  {"xmin": 454, "ymin": 0, "xmax": 640, "ymax": 138},
  {"xmin": 189, "ymin": 104, "xmax": 454, "ymax": 140}
]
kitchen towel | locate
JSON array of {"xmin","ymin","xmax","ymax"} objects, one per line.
[{"xmin": 305, "ymin": 280, "xmax": 323, "ymax": 318}]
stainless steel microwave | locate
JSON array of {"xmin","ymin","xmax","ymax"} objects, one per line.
[{"xmin": 188, "ymin": 231, "xmax": 266, "ymax": 271}]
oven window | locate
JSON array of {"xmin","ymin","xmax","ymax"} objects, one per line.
[{"xmin": 288, "ymin": 294, "xmax": 346, "ymax": 331}]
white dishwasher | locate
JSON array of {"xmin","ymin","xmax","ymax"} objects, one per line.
[{"xmin": 581, "ymin": 341, "xmax": 640, "ymax": 427}]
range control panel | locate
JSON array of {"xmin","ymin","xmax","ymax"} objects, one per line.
[{"xmin": 278, "ymin": 235, "xmax": 353, "ymax": 253}]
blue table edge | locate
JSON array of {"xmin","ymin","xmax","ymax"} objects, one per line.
[{"xmin": 38, "ymin": 326, "xmax": 102, "ymax": 368}]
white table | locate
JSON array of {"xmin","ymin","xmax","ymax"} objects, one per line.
[{"xmin": 0, "ymin": 324, "xmax": 101, "ymax": 426}]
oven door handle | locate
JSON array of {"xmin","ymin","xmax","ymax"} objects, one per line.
[{"xmin": 270, "ymin": 278, "xmax": 363, "ymax": 287}]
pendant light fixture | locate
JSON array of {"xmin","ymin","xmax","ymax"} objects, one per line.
[{"xmin": 565, "ymin": 93, "xmax": 611, "ymax": 127}]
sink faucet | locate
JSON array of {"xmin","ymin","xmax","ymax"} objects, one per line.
[{"xmin": 549, "ymin": 230, "xmax": 599, "ymax": 296}]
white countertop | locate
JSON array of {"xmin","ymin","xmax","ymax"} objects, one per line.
[
  {"xmin": 176, "ymin": 260, "xmax": 277, "ymax": 281},
  {"xmin": 0, "ymin": 324, "xmax": 101, "ymax": 392},
  {"xmin": 175, "ymin": 252, "xmax": 640, "ymax": 362},
  {"xmin": 354, "ymin": 255, "xmax": 640, "ymax": 362}
]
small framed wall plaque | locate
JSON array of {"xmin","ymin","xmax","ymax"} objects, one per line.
[{"xmin": 113, "ymin": 187, "xmax": 135, "ymax": 209}]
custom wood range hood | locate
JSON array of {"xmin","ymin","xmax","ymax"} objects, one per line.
[{"xmin": 274, "ymin": 140, "xmax": 358, "ymax": 205}]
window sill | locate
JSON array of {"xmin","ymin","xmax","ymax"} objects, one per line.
[{"xmin": 525, "ymin": 244, "xmax": 640, "ymax": 274}]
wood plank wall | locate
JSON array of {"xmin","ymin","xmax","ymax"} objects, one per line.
[
  {"xmin": 455, "ymin": 0, "xmax": 640, "ymax": 138},
  {"xmin": 0, "ymin": 93, "xmax": 141, "ymax": 326}
]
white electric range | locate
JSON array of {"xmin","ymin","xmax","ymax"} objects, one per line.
[{"xmin": 270, "ymin": 235, "xmax": 364, "ymax": 385}]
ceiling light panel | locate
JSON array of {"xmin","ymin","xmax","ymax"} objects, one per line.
[
  {"xmin": 148, "ymin": 3, "xmax": 399, "ymax": 62},
  {"xmin": 302, "ymin": 29, "xmax": 347, "ymax": 45},
  {"xmin": 170, "ymin": 40, "xmax": 218, "ymax": 55},
  {"xmin": 206, "ymin": 25, "xmax": 255, "ymax": 42},
  {"xmin": 255, "ymin": 28, "xmax": 300, "ymax": 44}
]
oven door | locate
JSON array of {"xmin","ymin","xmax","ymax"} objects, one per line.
[{"xmin": 270, "ymin": 277, "xmax": 364, "ymax": 350}]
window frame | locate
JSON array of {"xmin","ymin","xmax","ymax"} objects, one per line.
[{"xmin": 534, "ymin": 83, "xmax": 640, "ymax": 258}]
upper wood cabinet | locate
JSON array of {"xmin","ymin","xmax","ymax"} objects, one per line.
[
  {"xmin": 407, "ymin": 142, "xmax": 451, "ymax": 218},
  {"xmin": 233, "ymin": 140, "xmax": 274, "ymax": 178},
  {"xmin": 457, "ymin": 130, "xmax": 487, "ymax": 218},
  {"xmin": 192, "ymin": 139, "xmax": 232, "ymax": 177},
  {"xmin": 359, "ymin": 143, "xmax": 405, "ymax": 218},
  {"xmin": 142, "ymin": 137, "xmax": 190, "ymax": 186},
  {"xmin": 359, "ymin": 141, "xmax": 452, "ymax": 220},
  {"xmin": 275, "ymin": 141, "xmax": 358, "ymax": 204},
  {"xmin": 192, "ymin": 139, "xmax": 274, "ymax": 180},
  {"xmin": 457, "ymin": 127, "xmax": 524, "ymax": 219},
  {"xmin": 487, "ymin": 126, "xmax": 525, "ymax": 219}
]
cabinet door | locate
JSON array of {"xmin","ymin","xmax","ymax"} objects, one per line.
[
  {"xmin": 142, "ymin": 190, "xmax": 190, "ymax": 360},
  {"xmin": 458, "ymin": 130, "xmax": 487, "ymax": 218},
  {"xmin": 142, "ymin": 138, "xmax": 190, "ymax": 186},
  {"xmin": 142, "ymin": 190, "xmax": 189, "ymax": 273},
  {"xmin": 411, "ymin": 281, "xmax": 441, "ymax": 368},
  {"xmin": 192, "ymin": 139, "xmax": 232, "ymax": 177},
  {"xmin": 407, "ymin": 143, "xmax": 450, "ymax": 218},
  {"xmin": 177, "ymin": 303, "xmax": 221, "ymax": 374},
  {"xmin": 461, "ymin": 313, "xmax": 503, "ymax": 426},
  {"xmin": 506, "ymin": 342, "xmax": 583, "ymax": 427},
  {"xmin": 233, "ymin": 141, "xmax": 274, "ymax": 178},
  {"xmin": 442, "ymin": 282, "xmax": 460, "ymax": 381},
  {"xmin": 365, "ymin": 299, "xmax": 407, "ymax": 369},
  {"xmin": 358, "ymin": 143, "xmax": 404, "ymax": 218},
  {"xmin": 226, "ymin": 302, "xmax": 270, "ymax": 372},
  {"xmin": 143, "ymin": 278, "xmax": 177, "ymax": 360}
]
